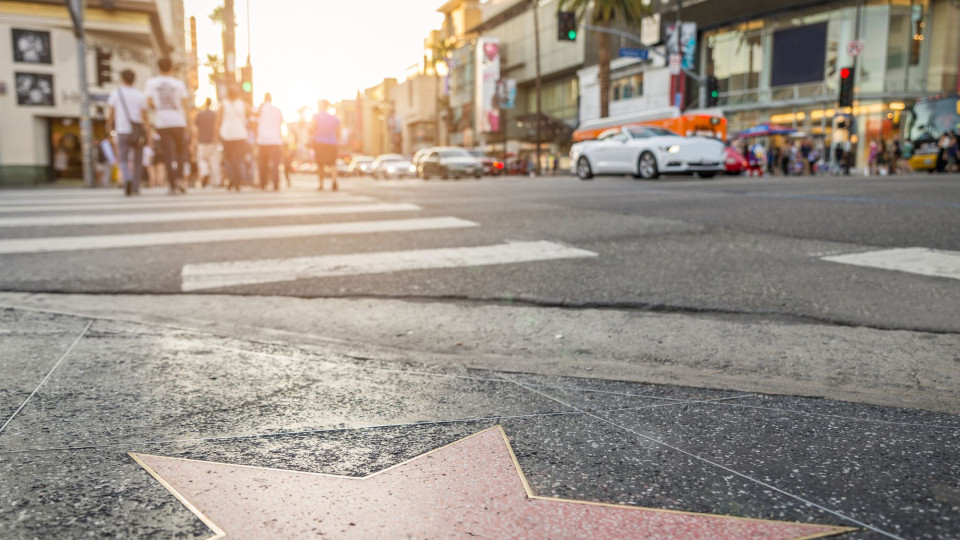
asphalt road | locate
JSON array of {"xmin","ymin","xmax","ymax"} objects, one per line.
[{"xmin": 1, "ymin": 172, "xmax": 958, "ymax": 333}]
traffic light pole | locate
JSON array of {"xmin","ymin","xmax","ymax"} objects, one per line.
[
  {"xmin": 581, "ymin": 24, "xmax": 707, "ymax": 109},
  {"xmin": 66, "ymin": 0, "xmax": 95, "ymax": 188}
]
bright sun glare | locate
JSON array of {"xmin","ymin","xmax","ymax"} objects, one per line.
[{"xmin": 187, "ymin": 0, "xmax": 445, "ymax": 118}]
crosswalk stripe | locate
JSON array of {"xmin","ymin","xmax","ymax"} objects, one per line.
[
  {"xmin": 0, "ymin": 196, "xmax": 375, "ymax": 214},
  {"xmin": 821, "ymin": 247, "xmax": 960, "ymax": 281},
  {"xmin": 0, "ymin": 191, "xmax": 363, "ymax": 207},
  {"xmin": 0, "ymin": 217, "xmax": 478, "ymax": 254},
  {"xmin": 181, "ymin": 241, "xmax": 598, "ymax": 291},
  {"xmin": 0, "ymin": 203, "xmax": 421, "ymax": 227}
]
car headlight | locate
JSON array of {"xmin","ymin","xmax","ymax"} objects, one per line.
[
  {"xmin": 408, "ymin": 165, "xmax": 416, "ymax": 173},
  {"xmin": 660, "ymin": 145, "xmax": 681, "ymax": 153},
  {"xmin": 387, "ymin": 166, "xmax": 396, "ymax": 173}
]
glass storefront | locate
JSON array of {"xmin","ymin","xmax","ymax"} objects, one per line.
[
  {"xmin": 703, "ymin": 0, "xmax": 931, "ymax": 102},
  {"xmin": 702, "ymin": 0, "xmax": 934, "ymax": 169}
]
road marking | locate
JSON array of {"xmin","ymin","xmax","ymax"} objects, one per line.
[
  {"xmin": 0, "ymin": 217, "xmax": 477, "ymax": 254},
  {"xmin": 0, "ymin": 196, "xmax": 375, "ymax": 213},
  {"xmin": 0, "ymin": 191, "xmax": 362, "ymax": 206},
  {"xmin": 181, "ymin": 241, "xmax": 598, "ymax": 291},
  {"xmin": 0, "ymin": 203, "xmax": 420, "ymax": 227},
  {"xmin": 821, "ymin": 247, "xmax": 960, "ymax": 281}
]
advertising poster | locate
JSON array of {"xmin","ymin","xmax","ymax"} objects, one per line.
[
  {"xmin": 475, "ymin": 37, "xmax": 500, "ymax": 133},
  {"xmin": 497, "ymin": 78, "xmax": 517, "ymax": 110}
]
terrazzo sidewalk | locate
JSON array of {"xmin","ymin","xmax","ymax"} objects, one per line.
[{"xmin": 0, "ymin": 306, "xmax": 957, "ymax": 539}]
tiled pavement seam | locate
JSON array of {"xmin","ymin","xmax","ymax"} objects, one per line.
[
  {"xmin": 0, "ymin": 319, "xmax": 92, "ymax": 435},
  {"xmin": 496, "ymin": 373, "xmax": 905, "ymax": 540}
]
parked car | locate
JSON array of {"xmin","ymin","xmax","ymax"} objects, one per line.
[
  {"xmin": 570, "ymin": 126, "xmax": 725, "ymax": 180},
  {"xmin": 335, "ymin": 158, "xmax": 350, "ymax": 176},
  {"xmin": 723, "ymin": 146, "xmax": 748, "ymax": 175},
  {"xmin": 371, "ymin": 154, "xmax": 415, "ymax": 179},
  {"xmin": 347, "ymin": 155, "xmax": 375, "ymax": 176},
  {"xmin": 418, "ymin": 147, "xmax": 483, "ymax": 180},
  {"xmin": 468, "ymin": 149, "xmax": 504, "ymax": 176}
]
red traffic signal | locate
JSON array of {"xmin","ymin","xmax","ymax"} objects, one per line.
[{"xmin": 840, "ymin": 67, "xmax": 851, "ymax": 79}]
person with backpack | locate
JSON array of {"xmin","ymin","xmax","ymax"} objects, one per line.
[{"xmin": 107, "ymin": 69, "xmax": 149, "ymax": 195}]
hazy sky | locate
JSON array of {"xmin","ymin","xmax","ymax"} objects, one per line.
[{"xmin": 186, "ymin": 0, "xmax": 445, "ymax": 118}]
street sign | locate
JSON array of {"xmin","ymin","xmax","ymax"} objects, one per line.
[
  {"xmin": 847, "ymin": 39, "xmax": 864, "ymax": 57},
  {"xmin": 619, "ymin": 47, "xmax": 649, "ymax": 60},
  {"xmin": 668, "ymin": 54, "xmax": 682, "ymax": 76}
]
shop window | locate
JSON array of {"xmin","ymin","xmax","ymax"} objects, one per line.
[{"xmin": 610, "ymin": 73, "xmax": 643, "ymax": 102}]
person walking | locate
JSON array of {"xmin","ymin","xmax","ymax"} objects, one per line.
[
  {"xmin": 256, "ymin": 93, "xmax": 285, "ymax": 191},
  {"xmin": 144, "ymin": 57, "xmax": 190, "ymax": 194},
  {"xmin": 311, "ymin": 99, "xmax": 340, "ymax": 191},
  {"xmin": 193, "ymin": 98, "xmax": 220, "ymax": 188},
  {"xmin": 217, "ymin": 86, "xmax": 249, "ymax": 191},
  {"xmin": 106, "ymin": 69, "xmax": 148, "ymax": 196}
]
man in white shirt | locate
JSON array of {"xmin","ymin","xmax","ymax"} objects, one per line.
[
  {"xmin": 144, "ymin": 57, "xmax": 190, "ymax": 194},
  {"xmin": 256, "ymin": 93, "xmax": 285, "ymax": 190},
  {"xmin": 107, "ymin": 69, "xmax": 149, "ymax": 195}
]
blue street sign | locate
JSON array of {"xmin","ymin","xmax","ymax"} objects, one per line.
[{"xmin": 619, "ymin": 47, "xmax": 649, "ymax": 60}]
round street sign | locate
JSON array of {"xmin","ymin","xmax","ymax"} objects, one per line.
[{"xmin": 847, "ymin": 39, "xmax": 865, "ymax": 57}]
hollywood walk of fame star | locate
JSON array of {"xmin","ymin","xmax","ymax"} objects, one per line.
[{"xmin": 131, "ymin": 426, "xmax": 856, "ymax": 539}]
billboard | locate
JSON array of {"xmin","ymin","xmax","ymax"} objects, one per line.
[
  {"xmin": 497, "ymin": 78, "xmax": 517, "ymax": 110},
  {"xmin": 475, "ymin": 37, "xmax": 500, "ymax": 133},
  {"xmin": 665, "ymin": 22, "xmax": 697, "ymax": 71}
]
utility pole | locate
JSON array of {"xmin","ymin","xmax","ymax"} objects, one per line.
[
  {"xmin": 223, "ymin": 0, "xmax": 236, "ymax": 83},
  {"xmin": 66, "ymin": 0, "xmax": 94, "ymax": 188},
  {"xmin": 532, "ymin": 0, "xmax": 542, "ymax": 175}
]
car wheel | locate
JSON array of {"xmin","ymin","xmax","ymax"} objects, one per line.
[
  {"xmin": 698, "ymin": 172, "xmax": 717, "ymax": 179},
  {"xmin": 576, "ymin": 157, "xmax": 593, "ymax": 180},
  {"xmin": 638, "ymin": 152, "xmax": 659, "ymax": 180}
]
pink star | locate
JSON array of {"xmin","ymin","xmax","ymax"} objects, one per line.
[{"xmin": 131, "ymin": 426, "xmax": 854, "ymax": 539}]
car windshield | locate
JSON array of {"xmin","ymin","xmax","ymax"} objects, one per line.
[
  {"xmin": 353, "ymin": 157, "xmax": 373, "ymax": 164},
  {"xmin": 468, "ymin": 150, "xmax": 486, "ymax": 157},
  {"xmin": 627, "ymin": 127, "xmax": 679, "ymax": 139},
  {"xmin": 440, "ymin": 149, "xmax": 471, "ymax": 158}
]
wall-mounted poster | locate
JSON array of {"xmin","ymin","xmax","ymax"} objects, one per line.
[
  {"xmin": 16, "ymin": 72, "xmax": 55, "ymax": 106},
  {"xmin": 12, "ymin": 29, "xmax": 52, "ymax": 64}
]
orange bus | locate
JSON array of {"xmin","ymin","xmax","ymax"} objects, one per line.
[{"xmin": 572, "ymin": 106, "xmax": 727, "ymax": 142}]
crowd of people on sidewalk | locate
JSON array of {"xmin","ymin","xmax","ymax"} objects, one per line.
[
  {"xmin": 102, "ymin": 58, "xmax": 341, "ymax": 196},
  {"xmin": 731, "ymin": 134, "xmax": 944, "ymax": 177}
]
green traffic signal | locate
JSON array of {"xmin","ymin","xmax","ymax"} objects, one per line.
[
  {"xmin": 711, "ymin": 90, "xmax": 719, "ymax": 98},
  {"xmin": 568, "ymin": 30, "xmax": 576, "ymax": 40},
  {"xmin": 241, "ymin": 81, "xmax": 252, "ymax": 92}
]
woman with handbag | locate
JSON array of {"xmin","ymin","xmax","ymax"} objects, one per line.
[{"xmin": 107, "ymin": 69, "xmax": 149, "ymax": 196}]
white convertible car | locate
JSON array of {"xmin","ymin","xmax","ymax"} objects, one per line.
[{"xmin": 570, "ymin": 126, "xmax": 725, "ymax": 180}]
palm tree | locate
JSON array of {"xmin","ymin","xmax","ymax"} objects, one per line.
[{"xmin": 557, "ymin": 0, "xmax": 651, "ymax": 118}]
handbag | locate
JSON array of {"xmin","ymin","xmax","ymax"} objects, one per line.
[{"xmin": 117, "ymin": 87, "xmax": 147, "ymax": 147}]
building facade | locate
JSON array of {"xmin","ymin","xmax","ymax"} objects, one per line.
[
  {"xmin": 0, "ymin": 0, "xmax": 184, "ymax": 185},
  {"xmin": 687, "ymin": 0, "xmax": 958, "ymax": 168},
  {"xmin": 435, "ymin": 0, "xmax": 586, "ymax": 164},
  {"xmin": 362, "ymin": 78, "xmax": 398, "ymax": 156},
  {"xmin": 390, "ymin": 72, "xmax": 439, "ymax": 155}
]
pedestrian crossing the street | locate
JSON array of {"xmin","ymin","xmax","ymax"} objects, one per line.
[{"xmin": 0, "ymin": 187, "xmax": 598, "ymax": 292}]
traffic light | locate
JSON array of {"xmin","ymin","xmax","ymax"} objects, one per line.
[
  {"xmin": 240, "ymin": 65, "xmax": 253, "ymax": 104},
  {"xmin": 558, "ymin": 11, "xmax": 577, "ymax": 41},
  {"xmin": 706, "ymin": 75, "xmax": 719, "ymax": 107},
  {"xmin": 838, "ymin": 66, "xmax": 854, "ymax": 108},
  {"xmin": 95, "ymin": 48, "xmax": 112, "ymax": 87}
]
